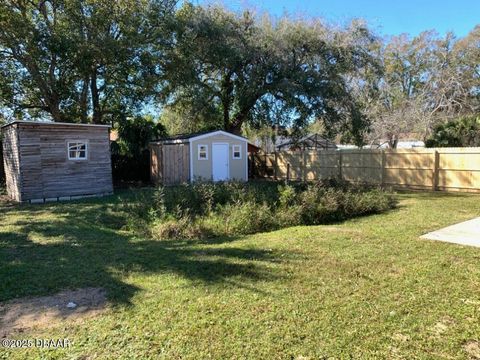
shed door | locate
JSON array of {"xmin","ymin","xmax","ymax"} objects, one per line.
[{"xmin": 212, "ymin": 143, "xmax": 229, "ymax": 181}]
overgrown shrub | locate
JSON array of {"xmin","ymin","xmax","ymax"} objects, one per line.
[
  {"xmin": 122, "ymin": 180, "xmax": 397, "ymax": 240},
  {"xmin": 150, "ymin": 217, "xmax": 214, "ymax": 240},
  {"xmin": 221, "ymin": 201, "xmax": 277, "ymax": 235}
]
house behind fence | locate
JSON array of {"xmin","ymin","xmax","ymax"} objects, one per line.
[
  {"xmin": 1, "ymin": 121, "xmax": 113, "ymax": 203},
  {"xmin": 257, "ymin": 148, "xmax": 480, "ymax": 193}
]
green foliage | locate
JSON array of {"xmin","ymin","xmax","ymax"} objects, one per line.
[
  {"xmin": 116, "ymin": 116, "xmax": 166, "ymax": 157},
  {"xmin": 124, "ymin": 180, "xmax": 396, "ymax": 239},
  {"xmin": 159, "ymin": 106, "xmax": 223, "ymax": 135},
  {"xmin": 162, "ymin": 4, "xmax": 376, "ymax": 139},
  {"xmin": 358, "ymin": 29, "xmax": 480, "ymax": 147},
  {"xmin": 0, "ymin": 0, "xmax": 478, "ymax": 144},
  {"xmin": 0, "ymin": 0, "xmax": 175, "ymax": 123},
  {"xmin": 294, "ymin": 183, "xmax": 397, "ymax": 224},
  {"xmin": 111, "ymin": 115, "xmax": 166, "ymax": 182},
  {"xmin": 425, "ymin": 116, "xmax": 480, "ymax": 147},
  {"xmin": 221, "ymin": 201, "xmax": 277, "ymax": 235}
]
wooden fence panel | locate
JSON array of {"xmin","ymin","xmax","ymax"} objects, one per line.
[
  {"xmin": 159, "ymin": 143, "xmax": 190, "ymax": 185},
  {"xmin": 436, "ymin": 148, "xmax": 480, "ymax": 191},
  {"xmin": 341, "ymin": 150, "xmax": 382, "ymax": 184},
  {"xmin": 305, "ymin": 150, "xmax": 339, "ymax": 181},
  {"xmin": 257, "ymin": 148, "xmax": 480, "ymax": 193}
]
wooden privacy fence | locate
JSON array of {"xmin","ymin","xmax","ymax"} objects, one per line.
[
  {"xmin": 255, "ymin": 148, "xmax": 480, "ymax": 193},
  {"xmin": 150, "ymin": 143, "xmax": 190, "ymax": 185}
]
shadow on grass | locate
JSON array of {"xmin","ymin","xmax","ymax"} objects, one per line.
[
  {"xmin": 0, "ymin": 196, "xmax": 288, "ymax": 306},
  {"xmin": 395, "ymin": 190, "xmax": 476, "ymax": 200}
]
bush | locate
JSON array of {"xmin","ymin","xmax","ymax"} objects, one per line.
[
  {"xmin": 425, "ymin": 115, "xmax": 480, "ymax": 147},
  {"xmin": 123, "ymin": 179, "xmax": 397, "ymax": 240},
  {"xmin": 150, "ymin": 217, "xmax": 214, "ymax": 240},
  {"xmin": 221, "ymin": 201, "xmax": 277, "ymax": 235}
]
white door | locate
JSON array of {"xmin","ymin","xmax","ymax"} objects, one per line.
[{"xmin": 212, "ymin": 143, "xmax": 229, "ymax": 181}]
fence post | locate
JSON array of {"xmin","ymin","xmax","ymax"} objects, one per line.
[
  {"xmin": 432, "ymin": 150, "xmax": 440, "ymax": 191},
  {"xmin": 286, "ymin": 163, "xmax": 290, "ymax": 182},
  {"xmin": 250, "ymin": 153, "xmax": 255, "ymax": 179},
  {"xmin": 263, "ymin": 153, "xmax": 268, "ymax": 178},
  {"xmin": 381, "ymin": 150, "xmax": 386, "ymax": 187},
  {"xmin": 274, "ymin": 151, "xmax": 278, "ymax": 180},
  {"xmin": 302, "ymin": 150, "xmax": 307, "ymax": 182},
  {"xmin": 338, "ymin": 151, "xmax": 343, "ymax": 180}
]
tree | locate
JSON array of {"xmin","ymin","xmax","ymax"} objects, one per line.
[
  {"xmin": 160, "ymin": 4, "xmax": 376, "ymax": 144},
  {"xmin": 111, "ymin": 115, "xmax": 166, "ymax": 182},
  {"xmin": 0, "ymin": 0, "xmax": 175, "ymax": 123},
  {"xmin": 425, "ymin": 116, "xmax": 480, "ymax": 147},
  {"xmin": 159, "ymin": 103, "xmax": 223, "ymax": 135},
  {"xmin": 115, "ymin": 115, "xmax": 166, "ymax": 157},
  {"xmin": 361, "ymin": 29, "xmax": 480, "ymax": 148}
]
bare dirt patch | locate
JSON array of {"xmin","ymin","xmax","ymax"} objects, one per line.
[
  {"xmin": 0, "ymin": 288, "xmax": 107, "ymax": 337},
  {"xmin": 464, "ymin": 340, "xmax": 480, "ymax": 359},
  {"xmin": 0, "ymin": 194, "xmax": 15, "ymax": 208}
]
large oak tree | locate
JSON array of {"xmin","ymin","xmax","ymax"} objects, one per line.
[
  {"xmin": 159, "ymin": 4, "xmax": 378, "ymax": 144},
  {"xmin": 0, "ymin": 0, "xmax": 175, "ymax": 123}
]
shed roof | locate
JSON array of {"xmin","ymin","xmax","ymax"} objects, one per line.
[
  {"xmin": 151, "ymin": 130, "xmax": 248, "ymax": 145},
  {"xmin": 1, "ymin": 120, "xmax": 111, "ymax": 129}
]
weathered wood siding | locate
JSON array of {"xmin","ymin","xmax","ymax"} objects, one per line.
[
  {"xmin": 150, "ymin": 143, "xmax": 163, "ymax": 184},
  {"xmin": 0, "ymin": 141, "xmax": 4, "ymax": 186},
  {"xmin": 2, "ymin": 122, "xmax": 113, "ymax": 202},
  {"xmin": 150, "ymin": 143, "xmax": 190, "ymax": 185},
  {"xmin": 2, "ymin": 124, "xmax": 21, "ymax": 201}
]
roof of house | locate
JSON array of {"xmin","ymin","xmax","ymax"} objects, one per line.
[
  {"xmin": 1, "ymin": 120, "xmax": 111, "ymax": 129},
  {"xmin": 248, "ymin": 142, "xmax": 262, "ymax": 153}
]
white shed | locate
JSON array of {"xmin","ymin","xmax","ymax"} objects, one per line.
[{"xmin": 150, "ymin": 130, "xmax": 248, "ymax": 184}]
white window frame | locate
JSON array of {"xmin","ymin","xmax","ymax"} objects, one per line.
[
  {"xmin": 68, "ymin": 140, "xmax": 88, "ymax": 160},
  {"xmin": 198, "ymin": 144, "xmax": 208, "ymax": 160},
  {"xmin": 232, "ymin": 144, "xmax": 242, "ymax": 159}
]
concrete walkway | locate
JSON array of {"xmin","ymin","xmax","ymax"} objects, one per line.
[{"xmin": 421, "ymin": 217, "xmax": 480, "ymax": 248}]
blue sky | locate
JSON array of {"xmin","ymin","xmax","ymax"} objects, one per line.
[{"xmin": 195, "ymin": 0, "xmax": 480, "ymax": 37}]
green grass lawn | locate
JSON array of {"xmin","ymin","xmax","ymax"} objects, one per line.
[{"xmin": 1, "ymin": 190, "xmax": 480, "ymax": 359}]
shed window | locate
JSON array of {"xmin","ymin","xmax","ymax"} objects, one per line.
[
  {"xmin": 232, "ymin": 144, "xmax": 241, "ymax": 159},
  {"xmin": 68, "ymin": 141, "xmax": 87, "ymax": 160},
  {"xmin": 198, "ymin": 144, "xmax": 208, "ymax": 160}
]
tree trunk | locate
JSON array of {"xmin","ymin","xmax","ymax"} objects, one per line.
[
  {"xmin": 90, "ymin": 69, "xmax": 102, "ymax": 124},
  {"xmin": 221, "ymin": 73, "xmax": 234, "ymax": 131},
  {"xmin": 222, "ymin": 99, "xmax": 231, "ymax": 131},
  {"xmin": 226, "ymin": 116, "xmax": 244, "ymax": 135},
  {"xmin": 227, "ymin": 94, "xmax": 261, "ymax": 134},
  {"xmin": 80, "ymin": 77, "xmax": 89, "ymax": 123},
  {"xmin": 48, "ymin": 100, "xmax": 64, "ymax": 122},
  {"xmin": 388, "ymin": 134, "xmax": 398, "ymax": 149},
  {"xmin": 20, "ymin": 54, "xmax": 65, "ymax": 122}
]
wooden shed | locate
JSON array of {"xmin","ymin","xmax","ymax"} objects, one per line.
[
  {"xmin": 150, "ymin": 130, "xmax": 248, "ymax": 185},
  {"xmin": 1, "ymin": 121, "xmax": 113, "ymax": 203}
]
